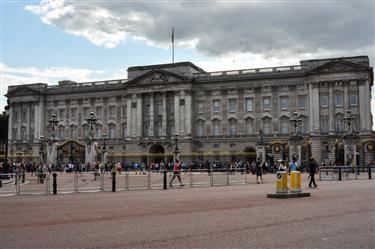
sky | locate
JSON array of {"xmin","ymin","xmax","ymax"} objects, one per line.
[{"xmin": 1, "ymin": 0, "xmax": 374, "ymax": 128}]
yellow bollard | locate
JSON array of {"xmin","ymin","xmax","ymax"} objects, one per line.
[
  {"xmin": 290, "ymin": 171, "xmax": 301, "ymax": 192},
  {"xmin": 276, "ymin": 171, "xmax": 288, "ymax": 193}
]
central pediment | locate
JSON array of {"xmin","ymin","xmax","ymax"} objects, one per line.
[
  {"xmin": 307, "ymin": 58, "xmax": 370, "ymax": 74},
  {"xmin": 127, "ymin": 69, "xmax": 192, "ymax": 86}
]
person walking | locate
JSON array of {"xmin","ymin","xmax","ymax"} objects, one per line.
[
  {"xmin": 255, "ymin": 159, "xmax": 264, "ymax": 184},
  {"xmin": 169, "ymin": 159, "xmax": 184, "ymax": 188},
  {"xmin": 308, "ymin": 157, "xmax": 318, "ymax": 188}
]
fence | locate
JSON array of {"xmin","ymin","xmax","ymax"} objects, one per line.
[
  {"xmin": 0, "ymin": 168, "xmax": 250, "ymax": 197},
  {"xmin": 318, "ymin": 166, "xmax": 374, "ymax": 181}
]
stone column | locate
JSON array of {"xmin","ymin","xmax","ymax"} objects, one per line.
[
  {"xmin": 309, "ymin": 83, "xmax": 320, "ymax": 134},
  {"xmin": 39, "ymin": 99, "xmax": 45, "ymax": 139},
  {"xmin": 126, "ymin": 98, "xmax": 132, "ymax": 138},
  {"xmin": 328, "ymin": 82, "xmax": 335, "ymax": 132},
  {"xmin": 310, "ymin": 137, "xmax": 321, "ymax": 164},
  {"xmin": 149, "ymin": 93, "xmax": 155, "ymax": 137},
  {"xmin": 136, "ymin": 93, "xmax": 143, "ymax": 137},
  {"xmin": 185, "ymin": 91, "xmax": 192, "ymax": 137},
  {"xmin": 174, "ymin": 92, "xmax": 180, "ymax": 135},
  {"xmin": 8, "ymin": 104, "xmax": 13, "ymax": 140},
  {"xmin": 162, "ymin": 92, "xmax": 167, "ymax": 137},
  {"xmin": 34, "ymin": 102, "xmax": 39, "ymax": 140},
  {"xmin": 359, "ymin": 80, "xmax": 371, "ymax": 131}
]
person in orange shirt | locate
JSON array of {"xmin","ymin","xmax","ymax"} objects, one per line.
[{"xmin": 169, "ymin": 159, "xmax": 184, "ymax": 187}]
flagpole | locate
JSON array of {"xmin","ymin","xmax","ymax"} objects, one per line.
[{"xmin": 172, "ymin": 27, "xmax": 174, "ymax": 64}]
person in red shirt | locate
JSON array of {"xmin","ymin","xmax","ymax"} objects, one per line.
[{"xmin": 169, "ymin": 159, "xmax": 184, "ymax": 187}]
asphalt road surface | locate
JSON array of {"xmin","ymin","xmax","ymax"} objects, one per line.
[{"xmin": 1, "ymin": 178, "xmax": 374, "ymax": 249}]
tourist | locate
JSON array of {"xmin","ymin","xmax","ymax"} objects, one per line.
[
  {"xmin": 255, "ymin": 158, "xmax": 264, "ymax": 184},
  {"xmin": 308, "ymin": 157, "xmax": 318, "ymax": 188},
  {"xmin": 169, "ymin": 159, "xmax": 184, "ymax": 187}
]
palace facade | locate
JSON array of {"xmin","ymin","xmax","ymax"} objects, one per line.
[{"xmin": 5, "ymin": 56, "xmax": 375, "ymax": 166}]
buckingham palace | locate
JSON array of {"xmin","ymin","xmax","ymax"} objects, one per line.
[{"xmin": 5, "ymin": 55, "xmax": 375, "ymax": 166}]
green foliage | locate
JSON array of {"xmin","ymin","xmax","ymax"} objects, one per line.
[{"xmin": 0, "ymin": 111, "xmax": 8, "ymax": 142}]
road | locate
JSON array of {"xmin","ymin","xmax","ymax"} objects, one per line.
[{"xmin": 1, "ymin": 178, "xmax": 374, "ymax": 248}]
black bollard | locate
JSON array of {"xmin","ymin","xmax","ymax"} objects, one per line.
[
  {"xmin": 112, "ymin": 172, "xmax": 116, "ymax": 192},
  {"xmin": 369, "ymin": 167, "xmax": 372, "ymax": 180},
  {"xmin": 163, "ymin": 170, "xmax": 167, "ymax": 189},
  {"xmin": 338, "ymin": 167, "xmax": 342, "ymax": 181},
  {"xmin": 53, "ymin": 173, "xmax": 57, "ymax": 195}
]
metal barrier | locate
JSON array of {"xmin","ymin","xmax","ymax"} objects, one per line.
[{"xmin": 318, "ymin": 166, "xmax": 375, "ymax": 181}]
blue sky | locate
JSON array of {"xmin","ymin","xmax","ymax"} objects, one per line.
[{"xmin": 1, "ymin": 0, "xmax": 374, "ymax": 129}]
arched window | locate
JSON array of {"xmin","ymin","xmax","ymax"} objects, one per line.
[
  {"xmin": 195, "ymin": 120, "xmax": 205, "ymax": 137},
  {"xmin": 262, "ymin": 117, "xmax": 272, "ymax": 135},
  {"xmin": 245, "ymin": 118, "xmax": 254, "ymax": 135},
  {"xmin": 280, "ymin": 116, "xmax": 289, "ymax": 135},
  {"xmin": 212, "ymin": 119, "xmax": 221, "ymax": 136},
  {"xmin": 228, "ymin": 118, "xmax": 237, "ymax": 136}
]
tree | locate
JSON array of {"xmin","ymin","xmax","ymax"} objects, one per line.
[{"xmin": 0, "ymin": 111, "xmax": 8, "ymax": 143}]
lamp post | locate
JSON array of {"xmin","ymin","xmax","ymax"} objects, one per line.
[
  {"xmin": 335, "ymin": 138, "xmax": 338, "ymax": 165},
  {"xmin": 87, "ymin": 112, "xmax": 98, "ymax": 139},
  {"xmin": 102, "ymin": 133, "xmax": 107, "ymax": 164},
  {"xmin": 289, "ymin": 112, "xmax": 303, "ymax": 163},
  {"xmin": 48, "ymin": 114, "xmax": 59, "ymax": 139},
  {"xmin": 85, "ymin": 112, "xmax": 97, "ymax": 162},
  {"xmin": 173, "ymin": 134, "xmax": 180, "ymax": 162},
  {"xmin": 3, "ymin": 104, "xmax": 10, "ymax": 173},
  {"xmin": 39, "ymin": 135, "xmax": 44, "ymax": 163},
  {"xmin": 343, "ymin": 110, "xmax": 358, "ymax": 166}
]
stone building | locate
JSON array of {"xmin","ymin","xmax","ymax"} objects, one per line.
[{"xmin": 5, "ymin": 56, "xmax": 375, "ymax": 166}]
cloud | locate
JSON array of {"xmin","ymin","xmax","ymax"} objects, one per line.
[
  {"xmin": 0, "ymin": 63, "xmax": 114, "ymax": 111},
  {"xmin": 25, "ymin": 0, "xmax": 375, "ymax": 59}
]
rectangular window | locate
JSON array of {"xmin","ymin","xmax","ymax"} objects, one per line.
[
  {"xmin": 179, "ymin": 99, "xmax": 185, "ymax": 105},
  {"xmin": 109, "ymin": 106, "xmax": 116, "ymax": 119},
  {"xmin": 95, "ymin": 127, "xmax": 102, "ymax": 138},
  {"xmin": 228, "ymin": 99, "xmax": 237, "ymax": 113},
  {"xmin": 12, "ymin": 128, "xmax": 18, "ymax": 139},
  {"xmin": 22, "ymin": 110, "xmax": 27, "ymax": 122},
  {"xmin": 213, "ymin": 100, "xmax": 221, "ymax": 113},
  {"xmin": 157, "ymin": 101, "xmax": 163, "ymax": 114},
  {"xmin": 263, "ymin": 97, "xmax": 271, "ymax": 111},
  {"xmin": 335, "ymin": 94, "xmax": 343, "ymax": 107},
  {"xmin": 95, "ymin": 106, "xmax": 102, "ymax": 118},
  {"xmin": 122, "ymin": 105, "xmax": 127, "ymax": 118},
  {"xmin": 350, "ymin": 94, "xmax": 358, "ymax": 106},
  {"xmin": 14, "ymin": 111, "xmax": 18, "ymax": 122},
  {"xmin": 280, "ymin": 97, "xmax": 289, "ymax": 110},
  {"xmin": 320, "ymin": 117, "xmax": 329, "ymax": 133},
  {"xmin": 196, "ymin": 124, "xmax": 204, "ymax": 136},
  {"xmin": 71, "ymin": 108, "xmax": 77, "ymax": 120},
  {"xmin": 197, "ymin": 102, "xmax": 204, "ymax": 114},
  {"xmin": 298, "ymin": 96, "xmax": 306, "ymax": 109},
  {"xmin": 29, "ymin": 127, "xmax": 34, "ymax": 140},
  {"xmin": 83, "ymin": 107, "xmax": 90, "ymax": 118},
  {"xmin": 30, "ymin": 109, "xmax": 35, "ymax": 122},
  {"xmin": 145, "ymin": 104, "xmax": 151, "ymax": 116},
  {"xmin": 59, "ymin": 109, "xmax": 65, "ymax": 120},
  {"xmin": 320, "ymin": 95, "xmax": 328, "ymax": 108},
  {"xmin": 245, "ymin": 98, "xmax": 253, "ymax": 112}
]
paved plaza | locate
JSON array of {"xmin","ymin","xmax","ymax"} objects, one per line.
[{"xmin": 1, "ymin": 176, "xmax": 374, "ymax": 249}]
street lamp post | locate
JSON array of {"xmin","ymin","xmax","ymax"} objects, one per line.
[
  {"xmin": 39, "ymin": 135, "xmax": 44, "ymax": 163},
  {"xmin": 343, "ymin": 110, "xmax": 358, "ymax": 167},
  {"xmin": 85, "ymin": 112, "xmax": 97, "ymax": 162},
  {"xmin": 173, "ymin": 134, "xmax": 180, "ymax": 162},
  {"xmin": 289, "ymin": 112, "xmax": 303, "ymax": 163},
  {"xmin": 102, "ymin": 133, "xmax": 107, "ymax": 164},
  {"xmin": 48, "ymin": 114, "xmax": 59, "ymax": 139}
]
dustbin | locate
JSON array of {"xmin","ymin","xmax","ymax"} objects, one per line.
[
  {"xmin": 276, "ymin": 171, "xmax": 288, "ymax": 193},
  {"xmin": 290, "ymin": 171, "xmax": 301, "ymax": 192}
]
